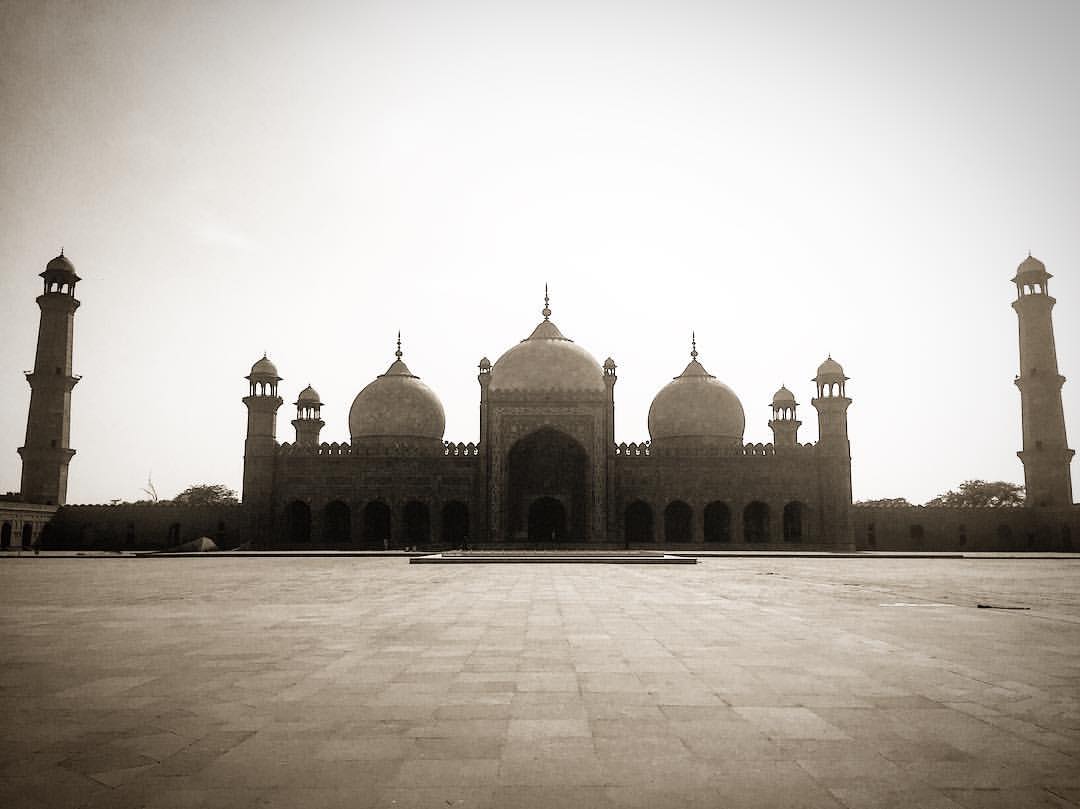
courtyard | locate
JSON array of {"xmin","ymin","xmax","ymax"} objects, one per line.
[{"xmin": 1, "ymin": 556, "xmax": 1078, "ymax": 808}]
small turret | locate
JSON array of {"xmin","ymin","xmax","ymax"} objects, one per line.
[
  {"xmin": 768, "ymin": 385, "xmax": 801, "ymax": 448},
  {"xmin": 292, "ymin": 385, "xmax": 324, "ymax": 447}
]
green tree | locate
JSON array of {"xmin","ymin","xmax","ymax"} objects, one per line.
[
  {"xmin": 173, "ymin": 484, "xmax": 239, "ymax": 506},
  {"xmin": 925, "ymin": 480, "xmax": 1024, "ymax": 508}
]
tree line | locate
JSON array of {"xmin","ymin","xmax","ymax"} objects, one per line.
[{"xmin": 857, "ymin": 480, "xmax": 1024, "ymax": 508}]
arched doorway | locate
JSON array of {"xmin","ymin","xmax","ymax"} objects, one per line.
[
  {"xmin": 284, "ymin": 501, "xmax": 311, "ymax": 544},
  {"xmin": 1, "ymin": 522, "xmax": 11, "ymax": 549},
  {"xmin": 528, "ymin": 497, "xmax": 567, "ymax": 542},
  {"xmin": 664, "ymin": 501, "xmax": 692, "ymax": 543},
  {"xmin": 624, "ymin": 501, "xmax": 654, "ymax": 544},
  {"xmin": 404, "ymin": 501, "xmax": 430, "ymax": 546},
  {"xmin": 507, "ymin": 428, "xmax": 588, "ymax": 541},
  {"xmin": 783, "ymin": 502, "xmax": 804, "ymax": 542},
  {"xmin": 704, "ymin": 502, "xmax": 731, "ymax": 542},
  {"xmin": 21, "ymin": 524, "xmax": 34, "ymax": 548},
  {"xmin": 363, "ymin": 501, "xmax": 391, "ymax": 548},
  {"xmin": 323, "ymin": 501, "xmax": 351, "ymax": 544},
  {"xmin": 743, "ymin": 502, "xmax": 769, "ymax": 542},
  {"xmin": 442, "ymin": 501, "xmax": 469, "ymax": 547}
]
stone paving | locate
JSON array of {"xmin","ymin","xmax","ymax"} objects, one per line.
[{"xmin": 1, "ymin": 557, "xmax": 1079, "ymax": 808}]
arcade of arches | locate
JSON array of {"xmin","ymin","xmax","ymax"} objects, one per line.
[
  {"xmin": 274, "ymin": 497, "xmax": 807, "ymax": 547},
  {"xmin": 623, "ymin": 500, "xmax": 807, "ymax": 544},
  {"xmin": 281, "ymin": 499, "xmax": 471, "ymax": 548}
]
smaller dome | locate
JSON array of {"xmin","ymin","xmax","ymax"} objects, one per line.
[
  {"xmin": 46, "ymin": 252, "xmax": 76, "ymax": 274},
  {"xmin": 772, "ymin": 385, "xmax": 796, "ymax": 405},
  {"xmin": 479, "ymin": 357, "xmax": 491, "ymax": 370},
  {"xmin": 815, "ymin": 356, "xmax": 845, "ymax": 380},
  {"xmin": 297, "ymin": 384, "xmax": 321, "ymax": 403},
  {"xmin": 349, "ymin": 347, "xmax": 446, "ymax": 443},
  {"xmin": 1016, "ymin": 254, "xmax": 1046, "ymax": 274},
  {"xmin": 603, "ymin": 357, "xmax": 616, "ymax": 370},
  {"xmin": 648, "ymin": 341, "xmax": 745, "ymax": 446},
  {"xmin": 249, "ymin": 354, "xmax": 280, "ymax": 379}
]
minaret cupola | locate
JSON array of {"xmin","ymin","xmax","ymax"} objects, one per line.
[
  {"xmin": 41, "ymin": 249, "xmax": 80, "ymax": 296},
  {"xmin": 768, "ymin": 385, "xmax": 801, "ymax": 448},
  {"xmin": 292, "ymin": 384, "xmax": 325, "ymax": 446}
]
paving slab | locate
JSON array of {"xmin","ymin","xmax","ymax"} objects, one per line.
[{"xmin": 1, "ymin": 556, "xmax": 1079, "ymax": 808}]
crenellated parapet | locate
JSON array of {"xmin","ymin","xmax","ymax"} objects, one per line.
[
  {"xmin": 615, "ymin": 440, "xmax": 817, "ymax": 460},
  {"xmin": 277, "ymin": 441, "xmax": 353, "ymax": 457},
  {"xmin": 443, "ymin": 441, "xmax": 480, "ymax": 457},
  {"xmin": 614, "ymin": 441, "xmax": 651, "ymax": 457}
]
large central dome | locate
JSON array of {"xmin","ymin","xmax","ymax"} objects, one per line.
[{"xmin": 488, "ymin": 297, "xmax": 605, "ymax": 394}]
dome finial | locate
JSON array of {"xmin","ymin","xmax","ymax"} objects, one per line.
[
  {"xmin": 60, "ymin": 247, "xmax": 64, "ymax": 256},
  {"xmin": 395, "ymin": 330, "xmax": 402, "ymax": 360},
  {"xmin": 542, "ymin": 283, "xmax": 551, "ymax": 320},
  {"xmin": 690, "ymin": 331, "xmax": 698, "ymax": 360}
]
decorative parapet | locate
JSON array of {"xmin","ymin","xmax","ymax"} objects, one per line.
[
  {"xmin": 443, "ymin": 441, "xmax": 480, "ymax": 457},
  {"xmin": 277, "ymin": 441, "xmax": 353, "ymax": 456},
  {"xmin": 615, "ymin": 440, "xmax": 817, "ymax": 460}
]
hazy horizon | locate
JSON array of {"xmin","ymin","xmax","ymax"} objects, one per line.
[{"xmin": 2, "ymin": 0, "xmax": 1078, "ymax": 505}]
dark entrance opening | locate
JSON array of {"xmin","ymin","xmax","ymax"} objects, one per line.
[
  {"xmin": 442, "ymin": 501, "xmax": 469, "ymax": 547},
  {"xmin": 783, "ymin": 502, "xmax": 803, "ymax": 542},
  {"xmin": 664, "ymin": 500, "xmax": 692, "ymax": 543},
  {"xmin": 507, "ymin": 428, "xmax": 587, "ymax": 542},
  {"xmin": 362, "ymin": 501, "xmax": 391, "ymax": 548},
  {"xmin": 323, "ymin": 501, "xmax": 351, "ymax": 544},
  {"xmin": 704, "ymin": 502, "xmax": 731, "ymax": 542},
  {"xmin": 1, "ymin": 522, "xmax": 11, "ymax": 549},
  {"xmin": 528, "ymin": 497, "xmax": 567, "ymax": 542},
  {"xmin": 624, "ymin": 500, "xmax": 654, "ymax": 544},
  {"xmin": 284, "ymin": 501, "xmax": 311, "ymax": 544},
  {"xmin": 21, "ymin": 524, "xmax": 33, "ymax": 548},
  {"xmin": 743, "ymin": 502, "xmax": 769, "ymax": 543},
  {"xmin": 404, "ymin": 501, "xmax": 430, "ymax": 546}
]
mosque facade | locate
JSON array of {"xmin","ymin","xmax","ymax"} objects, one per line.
[
  {"xmin": 245, "ymin": 290, "xmax": 853, "ymax": 549},
  {"xmin": 3, "ymin": 253, "xmax": 1078, "ymax": 552}
]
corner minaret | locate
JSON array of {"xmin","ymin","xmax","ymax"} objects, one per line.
[
  {"xmin": 1012, "ymin": 254, "xmax": 1074, "ymax": 508},
  {"xmin": 242, "ymin": 355, "xmax": 283, "ymax": 508},
  {"xmin": 18, "ymin": 251, "xmax": 81, "ymax": 505},
  {"xmin": 812, "ymin": 356, "xmax": 853, "ymax": 549}
]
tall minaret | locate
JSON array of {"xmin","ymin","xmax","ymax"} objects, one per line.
[
  {"xmin": 18, "ymin": 251, "xmax": 81, "ymax": 505},
  {"xmin": 812, "ymin": 357, "xmax": 853, "ymax": 549},
  {"xmin": 1012, "ymin": 255, "xmax": 1074, "ymax": 508},
  {"xmin": 242, "ymin": 355, "xmax": 283, "ymax": 507}
]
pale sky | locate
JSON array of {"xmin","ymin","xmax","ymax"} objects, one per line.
[{"xmin": 1, "ymin": 0, "xmax": 1078, "ymax": 506}]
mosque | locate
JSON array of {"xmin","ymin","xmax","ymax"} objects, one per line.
[
  {"xmin": 245, "ymin": 288, "xmax": 852, "ymax": 549},
  {"xmin": 2, "ymin": 252, "xmax": 1076, "ymax": 551}
]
